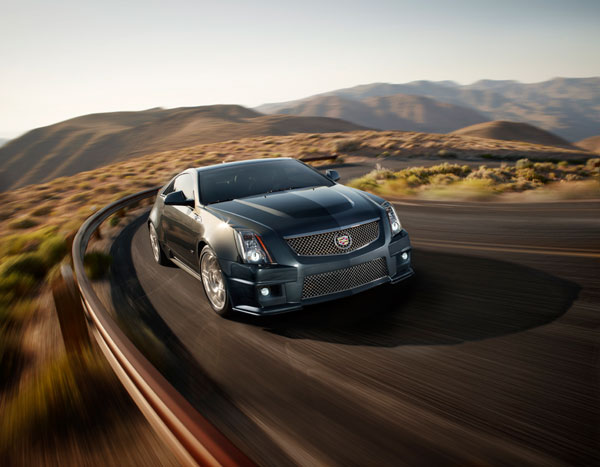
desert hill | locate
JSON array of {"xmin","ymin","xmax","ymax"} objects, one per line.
[
  {"xmin": 276, "ymin": 94, "xmax": 488, "ymax": 134},
  {"xmin": 256, "ymin": 77, "xmax": 600, "ymax": 141},
  {"xmin": 0, "ymin": 105, "xmax": 364, "ymax": 191},
  {"xmin": 451, "ymin": 121, "xmax": 577, "ymax": 149},
  {"xmin": 576, "ymin": 136, "xmax": 600, "ymax": 154}
]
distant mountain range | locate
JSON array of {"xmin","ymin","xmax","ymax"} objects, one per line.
[
  {"xmin": 265, "ymin": 94, "xmax": 488, "ymax": 134},
  {"xmin": 0, "ymin": 138, "xmax": 8, "ymax": 148},
  {"xmin": 0, "ymin": 105, "xmax": 364, "ymax": 191},
  {"xmin": 256, "ymin": 77, "xmax": 600, "ymax": 141}
]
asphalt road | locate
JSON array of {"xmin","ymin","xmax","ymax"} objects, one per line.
[{"xmin": 108, "ymin": 194, "xmax": 600, "ymax": 465}]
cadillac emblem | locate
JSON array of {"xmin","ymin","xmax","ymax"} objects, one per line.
[{"xmin": 334, "ymin": 233, "xmax": 352, "ymax": 250}]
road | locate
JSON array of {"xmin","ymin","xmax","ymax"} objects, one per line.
[{"xmin": 108, "ymin": 192, "xmax": 599, "ymax": 465}]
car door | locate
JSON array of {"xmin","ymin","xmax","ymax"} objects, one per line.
[{"xmin": 164, "ymin": 173, "xmax": 198, "ymax": 266}]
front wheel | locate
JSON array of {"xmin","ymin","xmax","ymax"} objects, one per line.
[
  {"xmin": 149, "ymin": 223, "xmax": 170, "ymax": 265},
  {"xmin": 200, "ymin": 246, "xmax": 232, "ymax": 317}
]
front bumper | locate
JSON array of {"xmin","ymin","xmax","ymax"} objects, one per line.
[{"xmin": 221, "ymin": 229, "xmax": 413, "ymax": 315}]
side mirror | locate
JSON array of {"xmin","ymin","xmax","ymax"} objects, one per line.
[
  {"xmin": 325, "ymin": 169, "xmax": 340, "ymax": 182},
  {"xmin": 164, "ymin": 190, "xmax": 194, "ymax": 207}
]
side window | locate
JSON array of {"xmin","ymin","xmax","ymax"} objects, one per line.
[{"xmin": 173, "ymin": 173, "xmax": 194, "ymax": 200}]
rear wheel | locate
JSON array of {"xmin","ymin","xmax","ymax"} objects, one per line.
[
  {"xmin": 149, "ymin": 223, "xmax": 170, "ymax": 265},
  {"xmin": 200, "ymin": 246, "xmax": 232, "ymax": 317}
]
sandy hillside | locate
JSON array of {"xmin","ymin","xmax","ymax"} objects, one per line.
[
  {"xmin": 451, "ymin": 121, "xmax": 577, "ymax": 149},
  {"xmin": 576, "ymin": 135, "xmax": 600, "ymax": 154},
  {"xmin": 0, "ymin": 105, "xmax": 364, "ymax": 191}
]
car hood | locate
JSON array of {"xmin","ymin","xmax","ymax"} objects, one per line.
[{"xmin": 206, "ymin": 184, "xmax": 384, "ymax": 237}]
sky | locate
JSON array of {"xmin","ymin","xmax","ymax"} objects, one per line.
[{"xmin": 1, "ymin": 0, "xmax": 599, "ymax": 137}]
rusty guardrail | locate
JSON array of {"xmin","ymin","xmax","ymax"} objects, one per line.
[{"xmin": 70, "ymin": 187, "xmax": 254, "ymax": 467}]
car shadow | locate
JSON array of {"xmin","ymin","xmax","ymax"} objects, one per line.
[{"xmin": 244, "ymin": 249, "xmax": 580, "ymax": 346}]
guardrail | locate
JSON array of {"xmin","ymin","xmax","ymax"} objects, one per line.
[{"xmin": 70, "ymin": 187, "xmax": 254, "ymax": 467}]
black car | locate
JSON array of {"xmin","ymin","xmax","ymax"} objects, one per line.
[{"xmin": 148, "ymin": 158, "xmax": 413, "ymax": 316}]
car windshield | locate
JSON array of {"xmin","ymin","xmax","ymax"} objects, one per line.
[{"xmin": 198, "ymin": 159, "xmax": 334, "ymax": 205}]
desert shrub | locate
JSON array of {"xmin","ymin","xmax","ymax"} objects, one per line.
[
  {"xmin": 366, "ymin": 166, "xmax": 396, "ymax": 181},
  {"xmin": 0, "ymin": 229, "xmax": 52, "ymax": 257},
  {"xmin": 84, "ymin": 252, "xmax": 112, "ymax": 280},
  {"xmin": 8, "ymin": 217, "xmax": 39, "ymax": 230},
  {"xmin": 518, "ymin": 167, "xmax": 547, "ymax": 183},
  {"xmin": 70, "ymin": 192, "xmax": 91, "ymax": 203},
  {"xmin": 467, "ymin": 167, "xmax": 510, "ymax": 183},
  {"xmin": 30, "ymin": 205, "xmax": 54, "ymax": 217},
  {"xmin": 38, "ymin": 236, "xmax": 68, "ymax": 267},
  {"xmin": 0, "ymin": 350, "xmax": 123, "ymax": 449},
  {"xmin": 104, "ymin": 183, "xmax": 121, "ymax": 193},
  {"xmin": 430, "ymin": 173, "xmax": 460, "ymax": 185},
  {"xmin": 347, "ymin": 176, "xmax": 380, "ymax": 192},
  {"xmin": 586, "ymin": 158, "xmax": 600, "ymax": 169},
  {"xmin": 533, "ymin": 162, "xmax": 556, "ymax": 171},
  {"xmin": 1, "ymin": 253, "xmax": 48, "ymax": 280},
  {"xmin": 334, "ymin": 139, "xmax": 362, "ymax": 153},
  {"xmin": 437, "ymin": 149, "xmax": 457, "ymax": 159},
  {"xmin": 0, "ymin": 273, "xmax": 38, "ymax": 301},
  {"xmin": 405, "ymin": 174, "xmax": 422, "ymax": 187},
  {"xmin": 516, "ymin": 158, "xmax": 533, "ymax": 169}
]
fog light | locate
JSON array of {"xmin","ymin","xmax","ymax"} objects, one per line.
[
  {"xmin": 260, "ymin": 287, "xmax": 270, "ymax": 296},
  {"xmin": 401, "ymin": 252, "xmax": 409, "ymax": 261}
]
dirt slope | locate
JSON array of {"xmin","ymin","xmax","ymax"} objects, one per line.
[
  {"xmin": 0, "ymin": 105, "xmax": 364, "ymax": 191},
  {"xmin": 451, "ymin": 121, "xmax": 577, "ymax": 149},
  {"xmin": 576, "ymin": 135, "xmax": 600, "ymax": 154}
]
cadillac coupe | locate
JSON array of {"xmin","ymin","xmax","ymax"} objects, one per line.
[{"xmin": 148, "ymin": 158, "xmax": 413, "ymax": 316}]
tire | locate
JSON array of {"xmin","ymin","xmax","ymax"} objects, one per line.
[
  {"xmin": 149, "ymin": 222, "xmax": 170, "ymax": 266},
  {"xmin": 199, "ymin": 245, "xmax": 233, "ymax": 317}
]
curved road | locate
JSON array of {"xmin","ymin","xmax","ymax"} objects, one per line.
[{"xmin": 108, "ymin": 196, "xmax": 600, "ymax": 465}]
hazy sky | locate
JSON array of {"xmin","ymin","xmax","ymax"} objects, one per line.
[{"xmin": 1, "ymin": 0, "xmax": 599, "ymax": 137}]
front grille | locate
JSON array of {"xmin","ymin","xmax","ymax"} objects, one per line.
[
  {"xmin": 286, "ymin": 220, "xmax": 379, "ymax": 256},
  {"xmin": 302, "ymin": 257, "xmax": 388, "ymax": 300}
]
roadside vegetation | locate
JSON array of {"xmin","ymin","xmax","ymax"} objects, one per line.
[{"xmin": 348, "ymin": 158, "xmax": 600, "ymax": 201}]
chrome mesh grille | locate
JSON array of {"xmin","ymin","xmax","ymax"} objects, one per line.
[
  {"xmin": 286, "ymin": 220, "xmax": 379, "ymax": 256},
  {"xmin": 302, "ymin": 257, "xmax": 388, "ymax": 300}
]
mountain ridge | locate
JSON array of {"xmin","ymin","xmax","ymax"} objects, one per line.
[{"xmin": 256, "ymin": 77, "xmax": 600, "ymax": 141}]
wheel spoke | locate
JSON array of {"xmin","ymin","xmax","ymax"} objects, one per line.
[{"xmin": 201, "ymin": 251, "xmax": 226, "ymax": 309}]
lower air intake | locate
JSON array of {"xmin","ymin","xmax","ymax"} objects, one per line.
[{"xmin": 302, "ymin": 257, "xmax": 388, "ymax": 300}]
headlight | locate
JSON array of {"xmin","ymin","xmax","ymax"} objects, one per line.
[
  {"xmin": 235, "ymin": 230, "xmax": 273, "ymax": 264},
  {"xmin": 383, "ymin": 202, "xmax": 402, "ymax": 235}
]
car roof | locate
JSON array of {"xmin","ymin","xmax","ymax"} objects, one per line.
[{"xmin": 194, "ymin": 157, "xmax": 296, "ymax": 174}]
